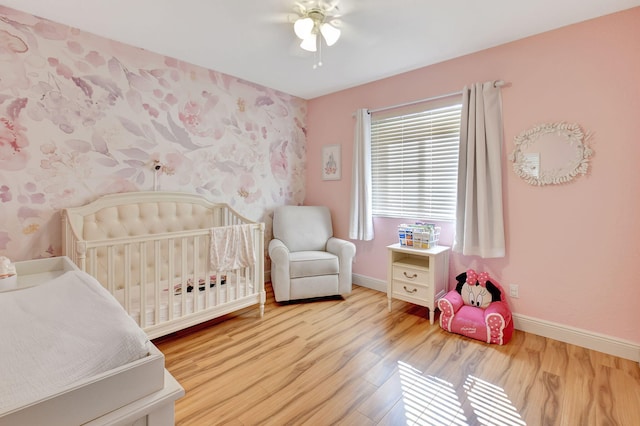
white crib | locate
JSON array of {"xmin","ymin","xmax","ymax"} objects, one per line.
[{"xmin": 62, "ymin": 191, "xmax": 265, "ymax": 339}]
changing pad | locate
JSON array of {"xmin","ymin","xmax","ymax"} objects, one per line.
[{"xmin": 0, "ymin": 270, "xmax": 151, "ymax": 413}]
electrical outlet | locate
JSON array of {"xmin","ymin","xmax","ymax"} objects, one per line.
[{"xmin": 509, "ymin": 284, "xmax": 519, "ymax": 298}]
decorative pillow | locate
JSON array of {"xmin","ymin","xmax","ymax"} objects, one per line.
[{"xmin": 454, "ymin": 269, "xmax": 503, "ymax": 309}]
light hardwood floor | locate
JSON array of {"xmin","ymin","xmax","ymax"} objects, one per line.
[{"xmin": 154, "ymin": 284, "xmax": 640, "ymax": 426}]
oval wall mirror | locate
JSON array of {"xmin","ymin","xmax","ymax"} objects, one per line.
[{"xmin": 510, "ymin": 122, "xmax": 593, "ymax": 186}]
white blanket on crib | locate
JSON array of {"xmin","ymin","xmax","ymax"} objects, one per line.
[
  {"xmin": 0, "ymin": 270, "xmax": 150, "ymax": 413},
  {"xmin": 210, "ymin": 224, "xmax": 255, "ymax": 271}
]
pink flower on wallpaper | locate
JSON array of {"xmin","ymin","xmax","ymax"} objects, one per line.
[
  {"xmin": 67, "ymin": 40, "xmax": 83, "ymax": 55},
  {"xmin": 85, "ymin": 51, "xmax": 106, "ymax": 67},
  {"xmin": 0, "ymin": 185, "xmax": 11, "ymax": 202},
  {"xmin": 164, "ymin": 94, "xmax": 178, "ymax": 105},
  {"xmin": 16, "ymin": 182, "xmax": 45, "ymax": 205},
  {"xmin": 178, "ymin": 98, "xmax": 226, "ymax": 139},
  {"xmin": 221, "ymin": 171, "xmax": 262, "ymax": 205},
  {"xmin": 143, "ymin": 103, "xmax": 160, "ymax": 118},
  {"xmin": 16, "ymin": 205, "xmax": 43, "ymax": 238},
  {"xmin": 29, "ymin": 74, "xmax": 111, "ymax": 133},
  {"xmin": 48, "ymin": 57, "xmax": 74, "ymax": 79},
  {"xmin": 0, "ymin": 117, "xmax": 29, "ymax": 170},
  {"xmin": 37, "ymin": 143, "xmax": 92, "ymax": 194},
  {"xmin": 270, "ymin": 140, "xmax": 289, "ymax": 180},
  {"xmin": 33, "ymin": 21, "xmax": 66, "ymax": 40}
]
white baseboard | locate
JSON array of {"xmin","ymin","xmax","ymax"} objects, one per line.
[
  {"xmin": 353, "ymin": 274, "xmax": 640, "ymax": 363},
  {"xmin": 513, "ymin": 314, "xmax": 640, "ymax": 363},
  {"xmin": 353, "ymin": 273, "xmax": 387, "ymax": 293}
]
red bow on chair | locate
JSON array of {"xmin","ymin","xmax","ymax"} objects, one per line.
[{"xmin": 466, "ymin": 269, "xmax": 490, "ymax": 287}]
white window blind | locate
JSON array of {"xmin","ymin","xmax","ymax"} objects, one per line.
[{"xmin": 371, "ymin": 100, "xmax": 462, "ymax": 221}]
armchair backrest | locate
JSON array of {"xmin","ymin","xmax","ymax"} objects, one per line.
[{"xmin": 272, "ymin": 206, "xmax": 333, "ymax": 252}]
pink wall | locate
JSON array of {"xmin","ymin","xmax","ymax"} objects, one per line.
[{"xmin": 305, "ymin": 8, "xmax": 640, "ymax": 343}]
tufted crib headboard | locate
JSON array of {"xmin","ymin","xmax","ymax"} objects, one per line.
[
  {"xmin": 63, "ymin": 191, "xmax": 221, "ymax": 241},
  {"xmin": 62, "ymin": 191, "xmax": 263, "ymax": 292}
]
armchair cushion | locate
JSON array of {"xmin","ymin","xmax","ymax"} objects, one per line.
[
  {"xmin": 272, "ymin": 205, "xmax": 333, "ymax": 252},
  {"xmin": 289, "ymin": 251, "xmax": 339, "ymax": 278}
]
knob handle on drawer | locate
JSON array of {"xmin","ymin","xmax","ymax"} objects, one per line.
[
  {"xmin": 403, "ymin": 286, "xmax": 418, "ymax": 294},
  {"xmin": 403, "ymin": 272, "xmax": 417, "ymax": 279}
]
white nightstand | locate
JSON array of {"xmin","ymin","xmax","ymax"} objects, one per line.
[{"xmin": 387, "ymin": 243, "xmax": 451, "ymax": 324}]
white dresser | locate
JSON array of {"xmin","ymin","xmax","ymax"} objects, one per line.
[{"xmin": 387, "ymin": 243, "xmax": 451, "ymax": 324}]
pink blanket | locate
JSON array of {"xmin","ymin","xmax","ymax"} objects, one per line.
[{"xmin": 209, "ymin": 224, "xmax": 255, "ymax": 272}]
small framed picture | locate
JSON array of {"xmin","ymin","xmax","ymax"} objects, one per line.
[{"xmin": 322, "ymin": 144, "xmax": 341, "ymax": 181}]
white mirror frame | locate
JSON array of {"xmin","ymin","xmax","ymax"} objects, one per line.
[{"xmin": 510, "ymin": 122, "xmax": 593, "ymax": 186}]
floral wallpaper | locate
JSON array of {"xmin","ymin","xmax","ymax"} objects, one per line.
[{"xmin": 0, "ymin": 6, "xmax": 307, "ymax": 261}]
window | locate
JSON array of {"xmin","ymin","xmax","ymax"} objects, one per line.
[{"xmin": 370, "ymin": 99, "xmax": 462, "ymax": 221}]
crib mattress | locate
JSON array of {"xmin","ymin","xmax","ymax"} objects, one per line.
[
  {"xmin": 115, "ymin": 275, "xmax": 255, "ymax": 327},
  {"xmin": 0, "ymin": 268, "xmax": 164, "ymax": 424}
]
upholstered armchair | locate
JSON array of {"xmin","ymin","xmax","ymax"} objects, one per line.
[
  {"xmin": 437, "ymin": 270, "xmax": 514, "ymax": 345},
  {"xmin": 268, "ymin": 206, "xmax": 356, "ymax": 302}
]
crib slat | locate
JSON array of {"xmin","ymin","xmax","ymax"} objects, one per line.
[
  {"xmin": 205, "ymin": 233, "xmax": 212, "ymax": 308},
  {"xmin": 193, "ymin": 235, "xmax": 201, "ymax": 311},
  {"xmin": 88, "ymin": 248, "xmax": 97, "ymax": 279},
  {"xmin": 243, "ymin": 266, "xmax": 249, "ymax": 297},
  {"xmin": 154, "ymin": 240, "xmax": 161, "ymax": 326},
  {"xmin": 107, "ymin": 245, "xmax": 115, "ymax": 295},
  {"xmin": 139, "ymin": 241, "xmax": 146, "ymax": 329},
  {"xmin": 124, "ymin": 244, "xmax": 131, "ymax": 316},
  {"xmin": 180, "ymin": 237, "xmax": 188, "ymax": 317},
  {"xmin": 168, "ymin": 238, "xmax": 175, "ymax": 321}
]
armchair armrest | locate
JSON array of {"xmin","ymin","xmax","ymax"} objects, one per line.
[
  {"xmin": 268, "ymin": 238, "xmax": 291, "ymax": 302},
  {"xmin": 268, "ymin": 238, "xmax": 290, "ymax": 262},
  {"xmin": 326, "ymin": 237, "xmax": 356, "ymax": 260},
  {"xmin": 484, "ymin": 301, "xmax": 513, "ymax": 345},
  {"xmin": 326, "ymin": 237, "xmax": 356, "ymax": 296},
  {"xmin": 440, "ymin": 290, "xmax": 464, "ymax": 313},
  {"xmin": 484, "ymin": 301, "xmax": 512, "ymax": 324},
  {"xmin": 437, "ymin": 290, "xmax": 464, "ymax": 331}
]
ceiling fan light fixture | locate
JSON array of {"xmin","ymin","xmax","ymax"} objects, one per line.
[
  {"xmin": 294, "ymin": 17, "xmax": 314, "ymax": 39},
  {"xmin": 320, "ymin": 22, "xmax": 340, "ymax": 46},
  {"xmin": 300, "ymin": 33, "xmax": 317, "ymax": 52}
]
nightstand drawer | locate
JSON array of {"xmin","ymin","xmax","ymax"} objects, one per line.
[
  {"xmin": 392, "ymin": 264, "xmax": 431, "ymax": 285},
  {"xmin": 391, "ymin": 280, "xmax": 431, "ymax": 304}
]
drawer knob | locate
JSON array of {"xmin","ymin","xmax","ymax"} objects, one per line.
[
  {"xmin": 403, "ymin": 272, "xmax": 418, "ymax": 279},
  {"xmin": 403, "ymin": 286, "xmax": 418, "ymax": 294}
]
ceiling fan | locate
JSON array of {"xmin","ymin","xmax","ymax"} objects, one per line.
[{"xmin": 291, "ymin": 0, "xmax": 342, "ymax": 67}]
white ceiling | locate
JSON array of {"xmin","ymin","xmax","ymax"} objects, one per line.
[{"xmin": 1, "ymin": 0, "xmax": 639, "ymax": 99}]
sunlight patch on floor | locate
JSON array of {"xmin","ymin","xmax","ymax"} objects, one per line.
[
  {"xmin": 464, "ymin": 375, "xmax": 526, "ymax": 426},
  {"xmin": 398, "ymin": 361, "xmax": 526, "ymax": 425}
]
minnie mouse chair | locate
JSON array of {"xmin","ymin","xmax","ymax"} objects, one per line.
[{"xmin": 437, "ymin": 269, "xmax": 514, "ymax": 345}]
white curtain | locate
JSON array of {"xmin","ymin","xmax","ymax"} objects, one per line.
[
  {"xmin": 349, "ymin": 109, "xmax": 374, "ymax": 241},
  {"xmin": 453, "ymin": 82, "xmax": 505, "ymax": 258}
]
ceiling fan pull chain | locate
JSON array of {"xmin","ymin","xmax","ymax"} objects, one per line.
[{"xmin": 317, "ymin": 37, "xmax": 323, "ymax": 68}]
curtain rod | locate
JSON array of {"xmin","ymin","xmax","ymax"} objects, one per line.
[{"xmin": 366, "ymin": 80, "xmax": 507, "ymax": 115}]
